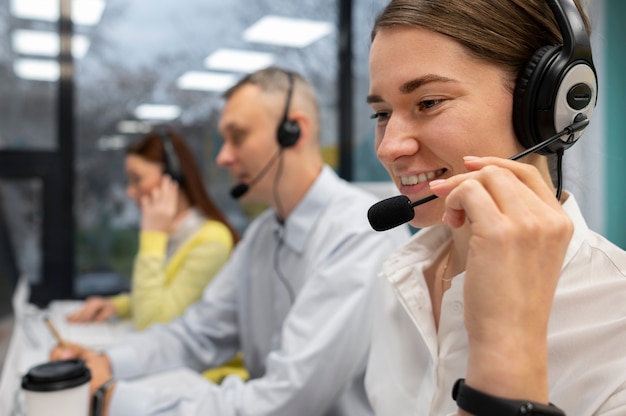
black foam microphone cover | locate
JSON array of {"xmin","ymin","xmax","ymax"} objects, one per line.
[
  {"xmin": 367, "ymin": 195, "xmax": 415, "ymax": 231},
  {"xmin": 230, "ymin": 183, "xmax": 249, "ymax": 199}
]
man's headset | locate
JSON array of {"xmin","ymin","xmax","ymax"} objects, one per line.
[
  {"xmin": 277, "ymin": 71, "xmax": 301, "ymax": 149},
  {"xmin": 156, "ymin": 128, "xmax": 184, "ymax": 184},
  {"xmin": 229, "ymin": 70, "xmax": 301, "ymax": 199},
  {"xmin": 513, "ymin": 0, "xmax": 597, "ymax": 154}
]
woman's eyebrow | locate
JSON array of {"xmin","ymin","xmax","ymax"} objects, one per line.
[
  {"xmin": 399, "ymin": 74, "xmax": 458, "ymax": 94},
  {"xmin": 367, "ymin": 74, "xmax": 458, "ymax": 104}
]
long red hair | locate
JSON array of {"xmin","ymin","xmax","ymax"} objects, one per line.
[{"xmin": 126, "ymin": 128, "xmax": 240, "ymax": 244}]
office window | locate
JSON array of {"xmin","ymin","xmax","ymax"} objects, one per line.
[
  {"xmin": 0, "ymin": 0, "xmax": 59, "ymax": 298},
  {"xmin": 352, "ymin": 0, "xmax": 390, "ymax": 182},
  {"xmin": 0, "ymin": 31, "xmax": 57, "ymax": 151},
  {"xmin": 73, "ymin": 0, "xmax": 340, "ymax": 293},
  {"xmin": 1, "ymin": 0, "xmax": 399, "ymax": 302}
]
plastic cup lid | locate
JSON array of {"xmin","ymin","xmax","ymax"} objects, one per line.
[{"xmin": 22, "ymin": 359, "xmax": 92, "ymax": 392}]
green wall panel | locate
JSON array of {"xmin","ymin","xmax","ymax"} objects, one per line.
[{"xmin": 604, "ymin": 0, "xmax": 626, "ymax": 249}]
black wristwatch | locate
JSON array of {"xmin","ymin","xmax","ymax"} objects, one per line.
[
  {"xmin": 452, "ymin": 378, "xmax": 566, "ymax": 415},
  {"xmin": 91, "ymin": 378, "xmax": 115, "ymax": 416}
]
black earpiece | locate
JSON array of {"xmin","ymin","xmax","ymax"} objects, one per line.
[
  {"xmin": 513, "ymin": 0, "xmax": 597, "ymax": 155},
  {"xmin": 276, "ymin": 72, "xmax": 301, "ymax": 149},
  {"xmin": 156, "ymin": 128, "xmax": 184, "ymax": 184}
]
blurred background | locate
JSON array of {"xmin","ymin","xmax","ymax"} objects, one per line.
[{"xmin": 0, "ymin": 0, "xmax": 624, "ymax": 332}]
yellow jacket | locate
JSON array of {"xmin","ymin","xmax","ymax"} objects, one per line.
[{"xmin": 111, "ymin": 219, "xmax": 233, "ymax": 330}]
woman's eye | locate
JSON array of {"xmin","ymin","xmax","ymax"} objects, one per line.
[
  {"xmin": 370, "ymin": 111, "xmax": 390, "ymax": 121},
  {"xmin": 419, "ymin": 99, "xmax": 442, "ymax": 110}
]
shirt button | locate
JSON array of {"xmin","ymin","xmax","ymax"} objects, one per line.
[{"xmin": 450, "ymin": 301, "xmax": 463, "ymax": 314}]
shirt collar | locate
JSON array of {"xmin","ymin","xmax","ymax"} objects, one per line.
[
  {"xmin": 276, "ymin": 165, "xmax": 337, "ymax": 253},
  {"xmin": 382, "ymin": 223, "xmax": 450, "ymax": 285}
]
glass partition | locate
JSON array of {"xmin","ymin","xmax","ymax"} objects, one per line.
[
  {"xmin": 1, "ymin": 0, "xmax": 410, "ymax": 302},
  {"xmin": 352, "ymin": 0, "xmax": 390, "ymax": 182},
  {"xmin": 73, "ymin": 0, "xmax": 340, "ymax": 292}
]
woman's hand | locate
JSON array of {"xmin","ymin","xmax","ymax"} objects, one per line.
[
  {"xmin": 140, "ymin": 175, "xmax": 179, "ymax": 232},
  {"xmin": 430, "ymin": 156, "xmax": 573, "ymax": 402},
  {"xmin": 67, "ymin": 296, "xmax": 117, "ymax": 323},
  {"xmin": 50, "ymin": 342, "xmax": 113, "ymax": 396}
]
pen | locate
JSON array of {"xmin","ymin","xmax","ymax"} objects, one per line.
[{"xmin": 44, "ymin": 317, "xmax": 66, "ymax": 347}]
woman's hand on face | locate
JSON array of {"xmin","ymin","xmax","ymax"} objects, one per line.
[
  {"xmin": 140, "ymin": 175, "xmax": 179, "ymax": 232},
  {"xmin": 67, "ymin": 296, "xmax": 117, "ymax": 323},
  {"xmin": 429, "ymin": 156, "xmax": 573, "ymax": 386}
]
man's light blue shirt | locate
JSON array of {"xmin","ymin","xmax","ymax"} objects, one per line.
[{"xmin": 106, "ymin": 165, "xmax": 410, "ymax": 416}]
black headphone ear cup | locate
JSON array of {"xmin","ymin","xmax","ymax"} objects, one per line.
[
  {"xmin": 159, "ymin": 132, "xmax": 184, "ymax": 184},
  {"xmin": 513, "ymin": 45, "xmax": 560, "ymax": 151},
  {"xmin": 277, "ymin": 119, "xmax": 301, "ymax": 148}
]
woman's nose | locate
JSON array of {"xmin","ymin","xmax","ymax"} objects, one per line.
[{"xmin": 375, "ymin": 116, "xmax": 420, "ymax": 163}]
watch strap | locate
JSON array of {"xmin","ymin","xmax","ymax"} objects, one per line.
[
  {"xmin": 91, "ymin": 378, "xmax": 115, "ymax": 416},
  {"xmin": 452, "ymin": 378, "xmax": 566, "ymax": 415}
]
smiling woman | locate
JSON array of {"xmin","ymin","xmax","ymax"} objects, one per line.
[
  {"xmin": 364, "ymin": 1, "xmax": 626, "ymax": 415},
  {"xmin": 369, "ymin": 25, "xmax": 524, "ymax": 228}
]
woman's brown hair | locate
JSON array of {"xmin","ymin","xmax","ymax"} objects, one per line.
[
  {"xmin": 126, "ymin": 128, "xmax": 240, "ymax": 244},
  {"xmin": 371, "ymin": 0, "xmax": 590, "ymax": 87}
]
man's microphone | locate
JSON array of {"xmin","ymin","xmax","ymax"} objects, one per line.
[
  {"xmin": 230, "ymin": 150, "xmax": 282, "ymax": 199},
  {"xmin": 230, "ymin": 183, "xmax": 251, "ymax": 200},
  {"xmin": 367, "ymin": 116, "xmax": 590, "ymax": 231}
]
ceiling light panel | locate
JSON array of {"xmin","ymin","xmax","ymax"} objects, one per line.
[
  {"xmin": 12, "ymin": 29, "xmax": 90, "ymax": 58},
  {"xmin": 133, "ymin": 104, "xmax": 181, "ymax": 121},
  {"xmin": 243, "ymin": 15, "xmax": 333, "ymax": 48},
  {"xmin": 116, "ymin": 120, "xmax": 151, "ymax": 134},
  {"xmin": 11, "ymin": 0, "xmax": 106, "ymax": 26},
  {"xmin": 97, "ymin": 135, "xmax": 127, "ymax": 151},
  {"xmin": 14, "ymin": 58, "xmax": 60, "ymax": 81},
  {"xmin": 204, "ymin": 49, "xmax": 275, "ymax": 73},
  {"xmin": 176, "ymin": 71, "xmax": 239, "ymax": 92}
]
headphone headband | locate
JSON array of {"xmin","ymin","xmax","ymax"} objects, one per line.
[
  {"xmin": 512, "ymin": 0, "xmax": 597, "ymax": 155},
  {"xmin": 155, "ymin": 128, "xmax": 184, "ymax": 184},
  {"xmin": 550, "ymin": 0, "xmax": 591, "ymax": 57}
]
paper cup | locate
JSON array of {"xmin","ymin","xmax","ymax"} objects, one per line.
[{"xmin": 22, "ymin": 359, "xmax": 91, "ymax": 416}]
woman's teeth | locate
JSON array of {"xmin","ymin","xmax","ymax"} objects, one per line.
[{"xmin": 400, "ymin": 169, "xmax": 445, "ymax": 185}]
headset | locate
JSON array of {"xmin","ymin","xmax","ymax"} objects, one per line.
[
  {"xmin": 156, "ymin": 128, "xmax": 184, "ymax": 184},
  {"xmin": 273, "ymin": 71, "xmax": 301, "ymax": 304},
  {"xmin": 229, "ymin": 70, "xmax": 302, "ymax": 200},
  {"xmin": 513, "ymin": 0, "xmax": 597, "ymax": 155},
  {"xmin": 276, "ymin": 71, "xmax": 301, "ymax": 148}
]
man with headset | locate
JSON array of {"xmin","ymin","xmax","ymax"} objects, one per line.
[{"xmin": 51, "ymin": 66, "xmax": 410, "ymax": 415}]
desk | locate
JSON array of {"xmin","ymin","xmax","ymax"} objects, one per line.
[
  {"xmin": 0, "ymin": 277, "xmax": 208, "ymax": 416},
  {"xmin": 0, "ymin": 276, "xmax": 135, "ymax": 415}
]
